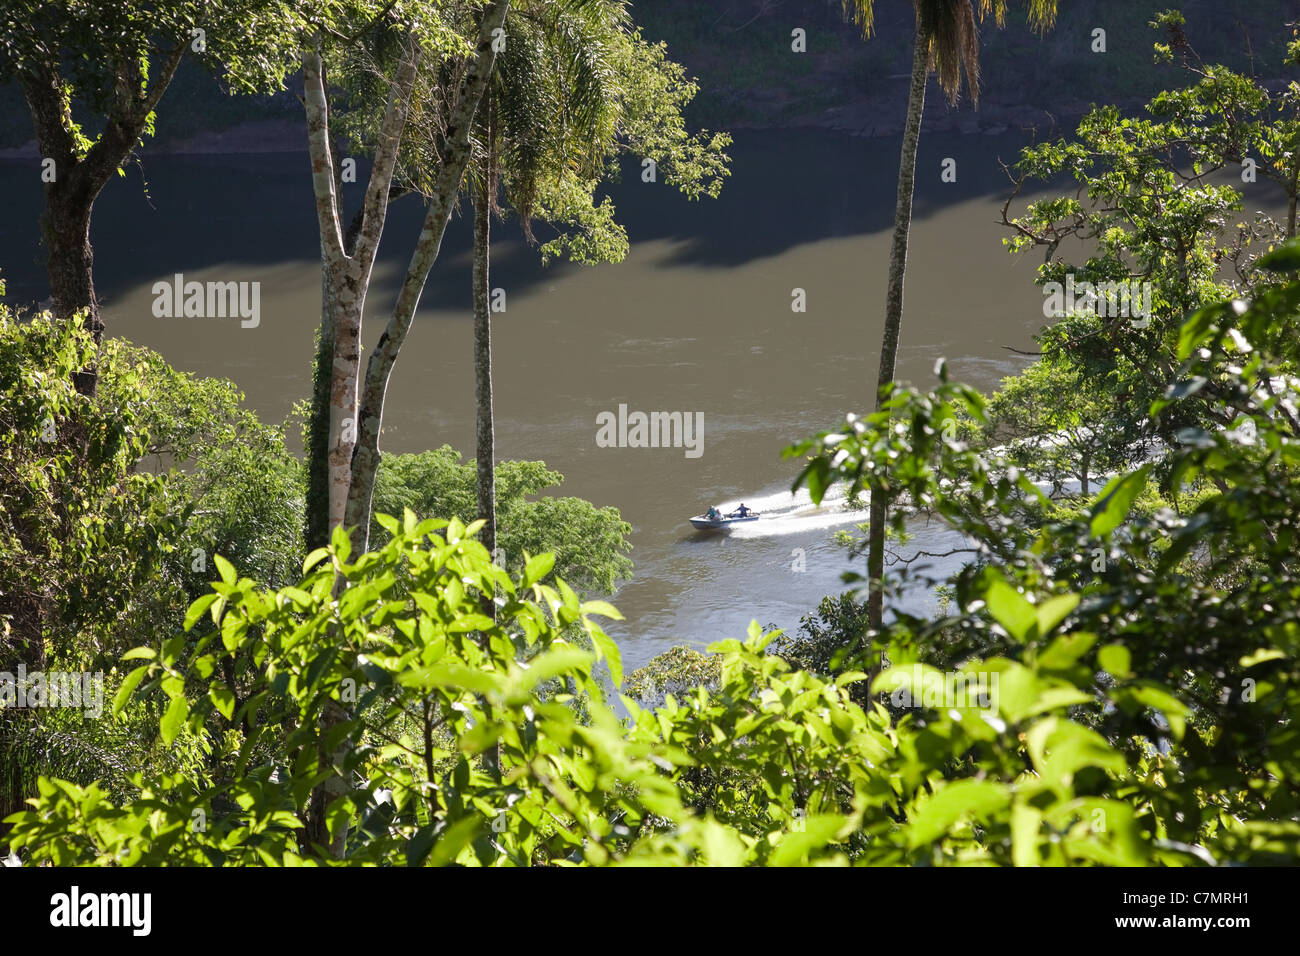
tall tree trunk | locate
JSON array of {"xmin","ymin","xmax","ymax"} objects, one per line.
[
  {"xmin": 300, "ymin": 33, "xmax": 421, "ymax": 860},
  {"xmin": 22, "ymin": 67, "xmax": 103, "ymax": 396},
  {"xmin": 41, "ymin": 176, "xmax": 102, "ymax": 395},
  {"xmin": 345, "ymin": 0, "xmax": 512, "ymax": 554},
  {"xmin": 472, "ymin": 158, "xmax": 504, "ymax": 783},
  {"xmin": 327, "ymin": 273, "xmax": 362, "ymax": 535},
  {"xmin": 303, "ymin": 44, "xmax": 359, "ymax": 538},
  {"xmin": 18, "ymin": 45, "xmax": 185, "ymax": 396},
  {"xmin": 867, "ymin": 22, "xmax": 930, "ymax": 632},
  {"xmin": 473, "ymin": 159, "xmax": 497, "ymax": 582},
  {"xmin": 304, "ymin": 36, "xmax": 420, "ymax": 550},
  {"xmin": 305, "ymin": 204, "xmax": 407, "ymax": 554},
  {"xmin": 473, "ymin": 143, "xmax": 501, "ymax": 785}
]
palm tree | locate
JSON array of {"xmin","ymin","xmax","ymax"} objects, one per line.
[
  {"xmin": 472, "ymin": 137, "xmax": 498, "ymax": 586},
  {"xmin": 843, "ymin": 0, "xmax": 1057, "ymax": 631},
  {"xmin": 310, "ymin": 0, "xmax": 725, "ymax": 563},
  {"xmin": 466, "ymin": 0, "xmax": 647, "ymax": 592}
]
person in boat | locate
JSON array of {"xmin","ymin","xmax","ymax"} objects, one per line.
[
  {"xmin": 706, "ymin": 506, "xmax": 722, "ymax": 520},
  {"xmin": 734, "ymin": 503, "xmax": 751, "ymax": 517}
]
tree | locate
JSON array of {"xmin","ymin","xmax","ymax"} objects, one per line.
[
  {"xmin": 304, "ymin": 15, "xmax": 425, "ymax": 542},
  {"xmin": 0, "ymin": 299, "xmax": 302, "ymax": 821},
  {"xmin": 0, "ymin": 306, "xmax": 173, "ymax": 676},
  {"xmin": 301, "ymin": 1, "xmax": 510, "ymax": 553},
  {"xmin": 332, "ymin": 2, "xmax": 730, "ymax": 556},
  {"xmin": 841, "ymin": 0, "xmax": 1057, "ymax": 631},
  {"xmin": 300, "ymin": 6, "xmax": 508, "ymax": 852},
  {"xmin": 983, "ymin": 357, "xmax": 1145, "ymax": 498},
  {"xmin": 1149, "ymin": 10, "xmax": 1300, "ymax": 238},
  {"xmin": 370, "ymin": 448, "xmax": 632, "ymax": 594},
  {"xmin": 0, "ymin": 0, "xmax": 305, "ymax": 394},
  {"xmin": 464, "ymin": 0, "xmax": 648, "ymax": 595},
  {"xmin": 998, "ymin": 27, "xmax": 1299, "ymax": 478}
]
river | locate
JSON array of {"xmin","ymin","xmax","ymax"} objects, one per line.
[{"xmin": 1, "ymin": 127, "xmax": 1057, "ymax": 673}]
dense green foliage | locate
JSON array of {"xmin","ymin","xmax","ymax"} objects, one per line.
[
  {"xmin": 8, "ymin": 242, "xmax": 1300, "ymax": 863},
  {"xmin": 0, "ymin": 304, "xmax": 303, "ymax": 818},
  {"xmin": 372, "ymin": 447, "xmax": 633, "ymax": 594},
  {"xmin": 787, "ymin": 240, "xmax": 1300, "ymax": 863},
  {"xmin": 0, "ymin": 299, "xmax": 634, "ymax": 832},
  {"xmin": 0, "ymin": 516, "xmax": 1186, "ymax": 865},
  {"xmin": 4, "ymin": 7, "xmax": 1300, "ymax": 869}
]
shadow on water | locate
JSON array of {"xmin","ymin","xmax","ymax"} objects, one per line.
[{"xmin": 0, "ymin": 127, "xmax": 1052, "ymax": 309}]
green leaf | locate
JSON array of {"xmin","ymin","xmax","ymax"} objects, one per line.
[
  {"xmin": 421, "ymin": 816, "xmax": 483, "ymax": 867},
  {"xmin": 213, "ymin": 554, "xmax": 236, "ymax": 585},
  {"xmin": 399, "ymin": 663, "xmax": 502, "ymax": 696},
  {"xmin": 302, "ymin": 547, "xmax": 331, "ymax": 573},
  {"xmin": 1035, "ymin": 593, "xmax": 1079, "ymax": 637},
  {"xmin": 770, "ymin": 814, "xmax": 850, "ymax": 866},
  {"xmin": 1038, "ymin": 631, "xmax": 1099, "ymax": 670},
  {"xmin": 514, "ymin": 648, "xmax": 593, "ymax": 691},
  {"xmin": 798, "ymin": 456, "xmax": 833, "ymax": 506},
  {"xmin": 908, "ymin": 781, "xmax": 1010, "ymax": 847},
  {"xmin": 161, "ymin": 634, "xmax": 186, "ymax": 668},
  {"xmin": 1026, "ymin": 717, "xmax": 1125, "ymax": 787},
  {"xmin": 159, "ymin": 696, "xmax": 188, "ymax": 745},
  {"xmin": 1177, "ymin": 307, "xmax": 1218, "ymax": 360},
  {"xmin": 984, "ymin": 577, "xmax": 1036, "ymax": 642},
  {"xmin": 1090, "ymin": 465, "xmax": 1150, "ymax": 537},
  {"xmin": 588, "ymin": 625, "xmax": 624, "ymax": 686},
  {"xmin": 1241, "ymin": 648, "xmax": 1286, "ymax": 667},
  {"xmin": 183, "ymin": 592, "xmax": 220, "ymax": 632},
  {"xmin": 1098, "ymin": 644, "xmax": 1132, "ymax": 678},
  {"xmin": 1011, "ymin": 801, "xmax": 1043, "ymax": 867},
  {"xmin": 113, "ymin": 665, "xmax": 150, "ymax": 716},
  {"xmin": 1257, "ymin": 240, "xmax": 1300, "ymax": 272},
  {"xmin": 209, "ymin": 682, "xmax": 236, "ymax": 720},
  {"xmin": 523, "ymin": 552, "xmax": 556, "ymax": 587},
  {"xmin": 696, "ymin": 818, "xmax": 748, "ymax": 866},
  {"xmin": 579, "ymin": 599, "xmax": 623, "ymax": 621},
  {"xmin": 325, "ymin": 795, "xmax": 357, "ymax": 848}
]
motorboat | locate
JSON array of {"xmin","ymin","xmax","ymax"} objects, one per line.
[{"xmin": 689, "ymin": 506, "xmax": 760, "ymax": 530}]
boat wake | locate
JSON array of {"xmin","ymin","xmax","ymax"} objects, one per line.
[{"xmin": 713, "ymin": 484, "xmax": 869, "ymax": 539}]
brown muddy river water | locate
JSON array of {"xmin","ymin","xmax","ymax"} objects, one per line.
[{"xmin": 2, "ymin": 128, "xmax": 1076, "ymax": 672}]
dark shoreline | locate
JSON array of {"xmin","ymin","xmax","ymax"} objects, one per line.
[{"xmin": 0, "ymin": 98, "xmax": 1103, "ymax": 163}]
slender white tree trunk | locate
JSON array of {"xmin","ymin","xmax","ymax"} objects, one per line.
[
  {"xmin": 301, "ymin": 31, "xmax": 422, "ymax": 859},
  {"xmin": 345, "ymin": 0, "xmax": 512, "ymax": 553},
  {"xmin": 473, "ymin": 156, "xmax": 497, "ymax": 576},
  {"xmin": 867, "ymin": 21, "xmax": 930, "ymax": 632},
  {"xmin": 304, "ymin": 34, "xmax": 421, "ymax": 542}
]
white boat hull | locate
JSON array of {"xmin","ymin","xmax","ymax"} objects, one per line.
[{"xmin": 689, "ymin": 514, "xmax": 760, "ymax": 530}]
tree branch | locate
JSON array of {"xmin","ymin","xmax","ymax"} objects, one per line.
[
  {"xmin": 352, "ymin": 30, "xmax": 422, "ymax": 284},
  {"xmin": 303, "ymin": 38, "xmax": 345, "ymax": 263}
]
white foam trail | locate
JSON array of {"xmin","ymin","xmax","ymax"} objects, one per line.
[{"xmin": 712, "ymin": 484, "xmax": 870, "ymax": 538}]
